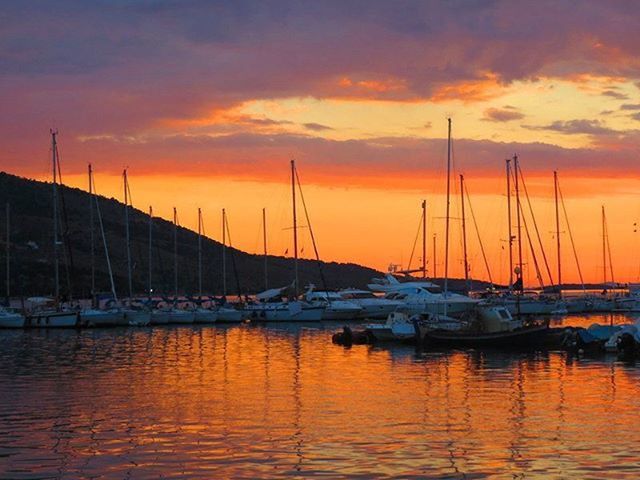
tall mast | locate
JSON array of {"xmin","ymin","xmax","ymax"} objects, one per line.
[
  {"xmin": 148, "ymin": 206, "xmax": 153, "ymax": 299},
  {"xmin": 51, "ymin": 129, "xmax": 60, "ymax": 305},
  {"xmin": 173, "ymin": 207, "xmax": 178, "ymax": 297},
  {"xmin": 460, "ymin": 174, "xmax": 469, "ymax": 292},
  {"xmin": 433, "ymin": 234, "xmax": 437, "ymax": 278},
  {"xmin": 291, "ymin": 159, "xmax": 299, "ymax": 296},
  {"xmin": 88, "ymin": 164, "xmax": 95, "ymax": 301},
  {"xmin": 5, "ymin": 202, "xmax": 9, "ymax": 305},
  {"xmin": 263, "ymin": 207, "xmax": 268, "ymax": 290},
  {"xmin": 554, "ymin": 171, "xmax": 561, "ymax": 296},
  {"xmin": 602, "ymin": 205, "xmax": 606, "ymax": 285},
  {"xmin": 198, "ymin": 208, "xmax": 202, "ymax": 297},
  {"xmin": 124, "ymin": 168, "xmax": 133, "ymax": 299},
  {"xmin": 506, "ymin": 158, "xmax": 513, "ymax": 289},
  {"xmin": 514, "ymin": 155, "xmax": 523, "ymax": 292},
  {"xmin": 444, "ymin": 118, "xmax": 451, "ymax": 315},
  {"xmin": 421, "ymin": 200, "xmax": 426, "ymax": 278},
  {"xmin": 222, "ymin": 208, "xmax": 227, "ymax": 296}
]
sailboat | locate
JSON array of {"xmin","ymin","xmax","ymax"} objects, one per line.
[
  {"xmin": 0, "ymin": 203, "xmax": 25, "ymax": 328},
  {"xmin": 417, "ymin": 123, "xmax": 549, "ymax": 347},
  {"xmin": 165, "ymin": 207, "xmax": 195, "ymax": 324},
  {"xmin": 80, "ymin": 164, "xmax": 128, "ymax": 327},
  {"xmin": 193, "ymin": 208, "xmax": 217, "ymax": 323},
  {"xmin": 26, "ymin": 131, "xmax": 79, "ymax": 328},
  {"xmin": 244, "ymin": 160, "xmax": 325, "ymax": 322},
  {"xmin": 213, "ymin": 208, "xmax": 245, "ymax": 323}
]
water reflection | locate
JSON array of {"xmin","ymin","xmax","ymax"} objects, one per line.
[{"xmin": 1, "ymin": 315, "xmax": 640, "ymax": 478}]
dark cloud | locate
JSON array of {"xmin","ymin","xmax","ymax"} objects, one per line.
[
  {"xmin": 632, "ymin": 113, "xmax": 640, "ymax": 122},
  {"xmin": 523, "ymin": 119, "xmax": 618, "ymax": 136},
  {"xmin": 602, "ymin": 90, "xmax": 629, "ymax": 100},
  {"xmin": 483, "ymin": 107, "xmax": 525, "ymax": 122},
  {"xmin": 303, "ymin": 123, "xmax": 333, "ymax": 131},
  {"xmin": 620, "ymin": 104, "xmax": 640, "ymax": 110}
]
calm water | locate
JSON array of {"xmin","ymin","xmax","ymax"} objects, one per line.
[{"xmin": 1, "ymin": 314, "xmax": 640, "ymax": 479}]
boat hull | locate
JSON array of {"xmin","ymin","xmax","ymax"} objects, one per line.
[
  {"xmin": 0, "ymin": 313, "xmax": 25, "ymax": 328},
  {"xmin": 81, "ymin": 310, "xmax": 127, "ymax": 327},
  {"xmin": 194, "ymin": 309, "xmax": 217, "ymax": 323},
  {"xmin": 420, "ymin": 324, "xmax": 550, "ymax": 348},
  {"xmin": 27, "ymin": 311, "xmax": 79, "ymax": 328},
  {"xmin": 125, "ymin": 310, "xmax": 151, "ymax": 326},
  {"xmin": 216, "ymin": 307, "xmax": 244, "ymax": 323}
]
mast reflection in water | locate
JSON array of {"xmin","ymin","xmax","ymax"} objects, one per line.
[{"xmin": 1, "ymin": 314, "xmax": 640, "ymax": 478}]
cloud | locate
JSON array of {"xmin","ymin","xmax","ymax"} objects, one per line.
[
  {"xmin": 620, "ymin": 104, "xmax": 640, "ymax": 110},
  {"xmin": 303, "ymin": 122, "xmax": 333, "ymax": 132},
  {"xmin": 523, "ymin": 119, "xmax": 618, "ymax": 136},
  {"xmin": 632, "ymin": 113, "xmax": 640, "ymax": 122},
  {"xmin": 483, "ymin": 106, "xmax": 525, "ymax": 122},
  {"xmin": 602, "ymin": 90, "xmax": 629, "ymax": 100}
]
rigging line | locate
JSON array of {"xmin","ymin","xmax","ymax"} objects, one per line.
[
  {"xmin": 516, "ymin": 162, "xmax": 554, "ymax": 286},
  {"xmin": 91, "ymin": 174, "xmax": 118, "ymax": 302},
  {"xmin": 558, "ymin": 182, "xmax": 585, "ymax": 291},
  {"xmin": 464, "ymin": 182, "xmax": 493, "ymax": 286},
  {"xmin": 224, "ymin": 213, "xmax": 243, "ymax": 298},
  {"xmin": 518, "ymin": 195, "xmax": 545, "ymax": 289},
  {"xmin": 294, "ymin": 165, "xmax": 330, "ymax": 295},
  {"xmin": 54, "ymin": 141, "xmax": 74, "ymax": 298},
  {"xmin": 407, "ymin": 208, "xmax": 424, "ymax": 271}
]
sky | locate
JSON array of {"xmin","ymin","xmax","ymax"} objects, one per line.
[{"xmin": 2, "ymin": 0, "xmax": 640, "ymax": 286}]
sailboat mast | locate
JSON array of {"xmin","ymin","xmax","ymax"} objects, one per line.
[
  {"xmin": 514, "ymin": 155, "xmax": 524, "ymax": 285},
  {"xmin": 506, "ymin": 158, "xmax": 513, "ymax": 289},
  {"xmin": 51, "ymin": 130, "xmax": 60, "ymax": 304},
  {"xmin": 433, "ymin": 234, "xmax": 437, "ymax": 278},
  {"xmin": 444, "ymin": 118, "xmax": 451, "ymax": 314},
  {"xmin": 554, "ymin": 171, "xmax": 561, "ymax": 295},
  {"xmin": 602, "ymin": 205, "xmax": 606, "ymax": 285},
  {"xmin": 291, "ymin": 159, "xmax": 299, "ymax": 296},
  {"xmin": 263, "ymin": 207, "xmax": 268, "ymax": 290},
  {"xmin": 460, "ymin": 174, "xmax": 469, "ymax": 291},
  {"xmin": 5, "ymin": 202, "xmax": 9, "ymax": 304},
  {"xmin": 222, "ymin": 208, "xmax": 227, "ymax": 296},
  {"xmin": 88, "ymin": 163, "xmax": 95, "ymax": 301},
  {"xmin": 148, "ymin": 206, "xmax": 153, "ymax": 299},
  {"xmin": 198, "ymin": 208, "xmax": 202, "ymax": 297},
  {"xmin": 422, "ymin": 200, "xmax": 426, "ymax": 278},
  {"xmin": 173, "ymin": 207, "xmax": 178, "ymax": 297},
  {"xmin": 124, "ymin": 169, "xmax": 133, "ymax": 299}
]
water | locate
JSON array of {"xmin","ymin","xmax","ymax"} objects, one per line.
[{"xmin": 1, "ymin": 314, "xmax": 640, "ymax": 479}]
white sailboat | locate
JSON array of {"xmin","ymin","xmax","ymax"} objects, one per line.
[
  {"xmin": 193, "ymin": 208, "xmax": 217, "ymax": 324},
  {"xmin": 243, "ymin": 284, "xmax": 324, "ymax": 322},
  {"xmin": 304, "ymin": 286, "xmax": 362, "ymax": 320},
  {"xmin": 1, "ymin": 203, "xmax": 25, "ymax": 328},
  {"xmin": 26, "ymin": 131, "xmax": 78, "ymax": 328}
]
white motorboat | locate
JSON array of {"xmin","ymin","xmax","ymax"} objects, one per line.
[
  {"xmin": 338, "ymin": 289, "xmax": 402, "ymax": 319},
  {"xmin": 384, "ymin": 284, "xmax": 478, "ymax": 318},
  {"xmin": 0, "ymin": 307, "xmax": 25, "ymax": 328},
  {"xmin": 365, "ymin": 310, "xmax": 418, "ymax": 341},
  {"xmin": 245, "ymin": 300, "xmax": 324, "ymax": 322},
  {"xmin": 304, "ymin": 287, "xmax": 362, "ymax": 320}
]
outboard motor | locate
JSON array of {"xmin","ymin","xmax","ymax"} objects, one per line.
[{"xmin": 617, "ymin": 333, "xmax": 638, "ymax": 360}]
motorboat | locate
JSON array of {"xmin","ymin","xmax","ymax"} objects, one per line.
[
  {"xmin": 383, "ymin": 284, "xmax": 478, "ymax": 318},
  {"xmin": 244, "ymin": 286, "xmax": 324, "ymax": 322},
  {"xmin": 415, "ymin": 304, "xmax": 549, "ymax": 348},
  {"xmin": 304, "ymin": 287, "xmax": 362, "ymax": 320},
  {"xmin": 338, "ymin": 289, "xmax": 402, "ymax": 319}
]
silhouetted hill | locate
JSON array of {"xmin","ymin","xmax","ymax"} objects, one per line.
[{"xmin": 0, "ymin": 172, "xmax": 386, "ymax": 298}]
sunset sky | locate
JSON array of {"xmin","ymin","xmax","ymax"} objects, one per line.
[{"xmin": 2, "ymin": 1, "xmax": 640, "ymax": 286}]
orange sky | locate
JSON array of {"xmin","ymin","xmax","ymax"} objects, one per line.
[{"xmin": 3, "ymin": 2, "xmax": 640, "ymax": 286}]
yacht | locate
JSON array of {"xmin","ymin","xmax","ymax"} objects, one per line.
[
  {"xmin": 338, "ymin": 289, "xmax": 402, "ymax": 319},
  {"xmin": 304, "ymin": 287, "xmax": 362, "ymax": 320},
  {"xmin": 244, "ymin": 286, "xmax": 324, "ymax": 322},
  {"xmin": 383, "ymin": 284, "xmax": 478, "ymax": 318}
]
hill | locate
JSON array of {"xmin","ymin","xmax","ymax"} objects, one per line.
[{"xmin": 0, "ymin": 172, "xmax": 386, "ymax": 299}]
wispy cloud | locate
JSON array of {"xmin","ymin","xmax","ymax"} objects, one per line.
[
  {"xmin": 523, "ymin": 119, "xmax": 618, "ymax": 136},
  {"xmin": 483, "ymin": 106, "xmax": 525, "ymax": 122},
  {"xmin": 303, "ymin": 122, "xmax": 333, "ymax": 132},
  {"xmin": 602, "ymin": 90, "xmax": 629, "ymax": 100}
]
